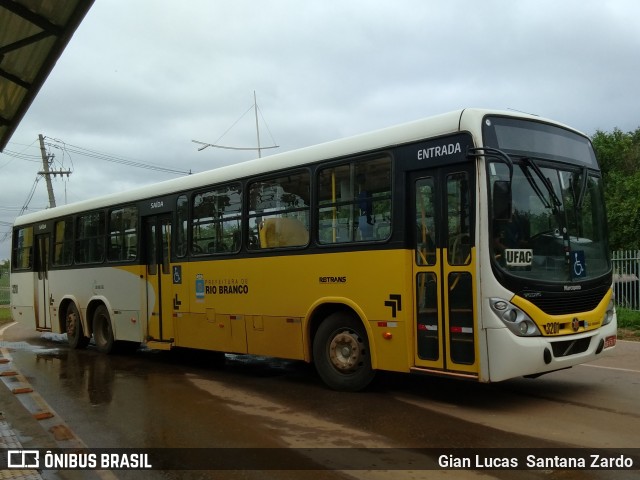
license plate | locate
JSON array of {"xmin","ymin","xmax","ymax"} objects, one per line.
[{"xmin": 604, "ymin": 335, "xmax": 617, "ymax": 348}]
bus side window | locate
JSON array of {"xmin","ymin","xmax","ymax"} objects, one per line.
[
  {"xmin": 176, "ymin": 195, "xmax": 188, "ymax": 258},
  {"xmin": 192, "ymin": 184, "xmax": 242, "ymax": 255},
  {"xmin": 12, "ymin": 226, "xmax": 34, "ymax": 270},
  {"xmin": 53, "ymin": 219, "xmax": 74, "ymax": 266},
  {"xmin": 248, "ymin": 171, "xmax": 310, "ymax": 250},
  {"xmin": 415, "ymin": 177, "xmax": 436, "ymax": 266},
  {"xmin": 76, "ymin": 211, "xmax": 106, "ymax": 264},
  {"xmin": 317, "ymin": 156, "xmax": 392, "ymax": 244},
  {"xmin": 447, "ymin": 172, "xmax": 471, "ymax": 266},
  {"xmin": 108, "ymin": 206, "xmax": 138, "ymax": 262}
]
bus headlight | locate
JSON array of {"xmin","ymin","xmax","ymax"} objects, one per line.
[
  {"xmin": 602, "ymin": 298, "xmax": 615, "ymax": 326},
  {"xmin": 490, "ymin": 298, "xmax": 541, "ymax": 337}
]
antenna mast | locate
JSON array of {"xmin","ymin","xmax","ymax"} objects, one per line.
[
  {"xmin": 254, "ymin": 91, "xmax": 262, "ymax": 158},
  {"xmin": 193, "ymin": 91, "xmax": 278, "ymax": 158}
]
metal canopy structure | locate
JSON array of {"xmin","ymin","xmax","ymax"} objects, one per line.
[{"xmin": 0, "ymin": 0, "xmax": 94, "ymax": 151}]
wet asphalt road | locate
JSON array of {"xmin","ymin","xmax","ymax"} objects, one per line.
[{"xmin": 1, "ymin": 321, "xmax": 639, "ymax": 480}]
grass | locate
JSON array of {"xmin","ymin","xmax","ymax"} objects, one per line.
[
  {"xmin": 0, "ymin": 306, "xmax": 12, "ymax": 327},
  {"xmin": 616, "ymin": 308, "xmax": 640, "ymax": 341}
]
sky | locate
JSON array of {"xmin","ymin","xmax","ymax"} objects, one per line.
[{"xmin": 1, "ymin": 0, "xmax": 639, "ymax": 260}]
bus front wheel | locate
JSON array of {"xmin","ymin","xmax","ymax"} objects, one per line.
[
  {"xmin": 93, "ymin": 305, "xmax": 114, "ymax": 354},
  {"xmin": 313, "ymin": 312, "xmax": 375, "ymax": 391},
  {"xmin": 66, "ymin": 303, "xmax": 89, "ymax": 349}
]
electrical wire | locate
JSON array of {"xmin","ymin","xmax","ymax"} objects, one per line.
[
  {"xmin": 19, "ymin": 176, "xmax": 41, "ymax": 216},
  {"xmin": 45, "ymin": 138, "xmax": 191, "ymax": 175},
  {"xmin": 0, "ymin": 149, "xmax": 41, "ymax": 163}
]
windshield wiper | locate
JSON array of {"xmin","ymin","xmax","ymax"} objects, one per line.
[
  {"xmin": 521, "ymin": 166, "xmax": 552, "ymax": 209},
  {"xmin": 521, "ymin": 157, "xmax": 562, "ymax": 209}
]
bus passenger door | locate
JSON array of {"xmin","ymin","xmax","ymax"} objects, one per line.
[
  {"xmin": 144, "ymin": 215, "xmax": 175, "ymax": 345},
  {"xmin": 411, "ymin": 166, "xmax": 479, "ymax": 376},
  {"xmin": 35, "ymin": 233, "xmax": 52, "ymax": 331}
]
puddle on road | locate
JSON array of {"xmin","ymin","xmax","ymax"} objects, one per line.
[
  {"xmin": 0, "ymin": 341, "xmax": 33, "ymax": 349},
  {"xmin": 0, "ymin": 332, "xmax": 68, "ymax": 354}
]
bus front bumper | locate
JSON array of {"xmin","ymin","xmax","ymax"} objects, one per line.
[{"xmin": 485, "ymin": 319, "xmax": 618, "ymax": 382}]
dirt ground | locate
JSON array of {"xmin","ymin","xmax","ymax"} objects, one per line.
[{"xmin": 618, "ymin": 327, "xmax": 640, "ymax": 341}]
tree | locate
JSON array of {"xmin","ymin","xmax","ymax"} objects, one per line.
[{"xmin": 592, "ymin": 127, "xmax": 640, "ymax": 251}]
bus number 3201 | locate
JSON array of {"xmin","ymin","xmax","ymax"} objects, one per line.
[{"xmin": 544, "ymin": 322, "xmax": 560, "ymax": 335}]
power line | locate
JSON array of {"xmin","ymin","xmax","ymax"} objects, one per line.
[
  {"xmin": 4, "ymin": 137, "xmax": 193, "ymax": 175},
  {"xmin": 0, "ymin": 206, "xmax": 30, "ymax": 212},
  {"xmin": 19, "ymin": 176, "xmax": 41, "ymax": 216},
  {"xmin": 0, "ymin": 139, "xmax": 42, "ymax": 167},
  {"xmin": 0, "ymin": 148, "xmax": 41, "ymax": 163},
  {"xmin": 45, "ymin": 138, "xmax": 192, "ymax": 175},
  {"xmin": 0, "ymin": 136, "xmax": 194, "ymax": 245}
]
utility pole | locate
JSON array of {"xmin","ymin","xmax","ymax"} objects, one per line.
[{"xmin": 38, "ymin": 134, "xmax": 71, "ymax": 208}]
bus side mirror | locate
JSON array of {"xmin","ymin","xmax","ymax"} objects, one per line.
[{"xmin": 493, "ymin": 180, "xmax": 512, "ymax": 220}]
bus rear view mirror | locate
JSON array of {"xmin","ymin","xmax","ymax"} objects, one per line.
[{"xmin": 493, "ymin": 180, "xmax": 512, "ymax": 220}]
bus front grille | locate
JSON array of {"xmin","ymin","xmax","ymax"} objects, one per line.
[
  {"xmin": 522, "ymin": 284, "xmax": 609, "ymax": 316},
  {"xmin": 550, "ymin": 337, "xmax": 591, "ymax": 357}
]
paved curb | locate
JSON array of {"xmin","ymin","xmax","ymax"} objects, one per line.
[
  {"xmin": 0, "ymin": 321, "xmax": 81, "ymax": 479},
  {"xmin": 0, "ymin": 346, "xmax": 48, "ymax": 480},
  {"xmin": 0, "ymin": 323, "xmax": 117, "ymax": 480}
]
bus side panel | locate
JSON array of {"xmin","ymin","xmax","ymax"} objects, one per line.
[
  {"xmin": 177, "ymin": 250, "xmax": 413, "ymax": 370},
  {"xmin": 174, "ymin": 311, "xmax": 247, "ymax": 354},
  {"xmin": 246, "ymin": 315, "xmax": 304, "ymax": 359},
  {"xmin": 47, "ymin": 266, "xmax": 146, "ymax": 341},
  {"xmin": 9, "ymin": 271, "xmax": 36, "ymax": 327},
  {"xmin": 101, "ymin": 266, "xmax": 146, "ymax": 342},
  {"xmin": 368, "ymin": 319, "xmax": 411, "ymax": 372}
]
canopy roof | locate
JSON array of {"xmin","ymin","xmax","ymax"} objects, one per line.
[{"xmin": 0, "ymin": 0, "xmax": 94, "ymax": 151}]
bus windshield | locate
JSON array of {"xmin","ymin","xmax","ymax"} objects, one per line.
[{"xmin": 484, "ymin": 117, "xmax": 610, "ymax": 283}]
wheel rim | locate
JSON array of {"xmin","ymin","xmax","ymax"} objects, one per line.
[{"xmin": 328, "ymin": 329, "xmax": 364, "ymax": 373}]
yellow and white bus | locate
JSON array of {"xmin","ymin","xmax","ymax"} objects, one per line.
[{"xmin": 10, "ymin": 109, "xmax": 617, "ymax": 391}]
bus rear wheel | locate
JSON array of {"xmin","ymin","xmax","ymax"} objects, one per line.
[
  {"xmin": 93, "ymin": 305, "xmax": 115, "ymax": 354},
  {"xmin": 66, "ymin": 303, "xmax": 89, "ymax": 349},
  {"xmin": 313, "ymin": 312, "xmax": 375, "ymax": 391}
]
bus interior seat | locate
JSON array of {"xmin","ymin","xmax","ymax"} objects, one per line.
[{"xmin": 259, "ymin": 217, "xmax": 309, "ymax": 248}]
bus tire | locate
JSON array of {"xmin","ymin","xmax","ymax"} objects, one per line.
[
  {"xmin": 93, "ymin": 305, "xmax": 115, "ymax": 354},
  {"xmin": 66, "ymin": 303, "xmax": 89, "ymax": 349},
  {"xmin": 313, "ymin": 312, "xmax": 375, "ymax": 391}
]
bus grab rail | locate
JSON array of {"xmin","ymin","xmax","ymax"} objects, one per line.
[{"xmin": 467, "ymin": 146, "xmax": 514, "ymax": 181}]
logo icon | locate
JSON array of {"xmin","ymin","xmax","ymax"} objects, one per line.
[
  {"xmin": 572, "ymin": 317, "xmax": 581, "ymax": 332},
  {"xmin": 195, "ymin": 274, "xmax": 205, "ymax": 299},
  {"xmin": 8, "ymin": 450, "xmax": 39, "ymax": 469},
  {"xmin": 173, "ymin": 265, "xmax": 182, "ymax": 284},
  {"xmin": 384, "ymin": 294, "xmax": 402, "ymax": 318},
  {"xmin": 571, "ymin": 250, "xmax": 586, "ymax": 278}
]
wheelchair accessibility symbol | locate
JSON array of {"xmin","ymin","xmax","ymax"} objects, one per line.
[
  {"xmin": 173, "ymin": 265, "xmax": 182, "ymax": 284},
  {"xmin": 571, "ymin": 251, "xmax": 586, "ymax": 278}
]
